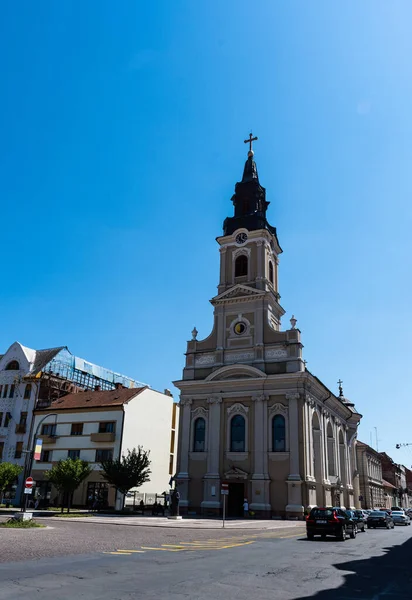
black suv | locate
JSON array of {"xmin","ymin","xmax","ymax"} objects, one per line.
[{"xmin": 306, "ymin": 507, "xmax": 357, "ymax": 541}]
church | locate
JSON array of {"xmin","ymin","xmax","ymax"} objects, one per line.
[{"xmin": 173, "ymin": 136, "xmax": 362, "ymax": 519}]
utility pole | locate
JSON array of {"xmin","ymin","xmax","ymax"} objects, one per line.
[{"xmin": 374, "ymin": 427, "xmax": 379, "ymax": 452}]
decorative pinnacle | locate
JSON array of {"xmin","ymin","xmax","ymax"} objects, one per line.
[
  {"xmin": 244, "ymin": 132, "xmax": 258, "ymax": 156},
  {"xmin": 191, "ymin": 327, "xmax": 198, "ymax": 341},
  {"xmin": 290, "ymin": 315, "xmax": 297, "ymax": 329},
  {"xmin": 338, "ymin": 379, "xmax": 344, "ymax": 397}
]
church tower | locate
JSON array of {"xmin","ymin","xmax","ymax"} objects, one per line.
[{"xmin": 174, "ymin": 136, "xmax": 361, "ymax": 519}]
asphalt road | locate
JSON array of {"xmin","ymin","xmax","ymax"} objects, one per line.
[{"xmin": 0, "ymin": 520, "xmax": 411, "ymax": 599}]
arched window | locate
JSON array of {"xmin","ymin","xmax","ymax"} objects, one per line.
[
  {"xmin": 193, "ymin": 418, "xmax": 206, "ymax": 452},
  {"xmin": 230, "ymin": 415, "xmax": 246, "ymax": 452},
  {"xmin": 235, "ymin": 255, "xmax": 248, "ymax": 277},
  {"xmin": 269, "ymin": 261, "xmax": 274, "ymax": 284},
  {"xmin": 272, "ymin": 414, "xmax": 286, "ymax": 452},
  {"xmin": 5, "ymin": 360, "xmax": 19, "ymax": 371}
]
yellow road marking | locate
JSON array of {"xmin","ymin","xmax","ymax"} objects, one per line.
[
  {"xmin": 116, "ymin": 549, "xmax": 146, "ymax": 553},
  {"xmin": 140, "ymin": 546, "xmax": 185, "ymax": 552},
  {"xmin": 104, "ymin": 551, "xmax": 132, "ymax": 555}
]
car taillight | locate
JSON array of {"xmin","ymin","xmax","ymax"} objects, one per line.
[
  {"xmin": 307, "ymin": 519, "xmax": 315, "ymax": 524},
  {"xmin": 329, "ymin": 512, "xmax": 339, "ymax": 522}
]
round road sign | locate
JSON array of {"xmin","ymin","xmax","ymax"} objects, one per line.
[{"xmin": 25, "ymin": 477, "xmax": 34, "ymax": 488}]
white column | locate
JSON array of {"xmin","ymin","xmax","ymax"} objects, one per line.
[
  {"xmin": 250, "ymin": 394, "xmax": 271, "ymax": 512},
  {"xmin": 321, "ymin": 410, "xmax": 329, "ymax": 483},
  {"xmin": 177, "ymin": 399, "xmax": 192, "ymax": 477},
  {"xmin": 286, "ymin": 393, "xmax": 301, "ymax": 479},
  {"xmin": 286, "ymin": 392, "xmax": 304, "ymax": 515},
  {"xmin": 206, "ymin": 396, "xmax": 222, "ymax": 477},
  {"xmin": 201, "ymin": 396, "xmax": 222, "ymax": 510},
  {"xmin": 176, "ymin": 398, "xmax": 192, "ymax": 507}
]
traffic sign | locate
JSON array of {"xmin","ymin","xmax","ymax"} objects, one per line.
[
  {"xmin": 25, "ymin": 477, "xmax": 34, "ymax": 489},
  {"xmin": 24, "ymin": 487, "xmax": 33, "ymax": 495},
  {"xmin": 221, "ymin": 489, "xmax": 229, "ymax": 495},
  {"xmin": 221, "ymin": 482, "xmax": 229, "ymax": 490}
]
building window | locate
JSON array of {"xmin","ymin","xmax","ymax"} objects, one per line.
[
  {"xmin": 71, "ymin": 423, "xmax": 83, "ymax": 436},
  {"xmin": 169, "ymin": 454, "xmax": 174, "ymax": 475},
  {"xmin": 193, "ymin": 417, "xmax": 206, "ymax": 452},
  {"xmin": 24, "ymin": 384, "xmax": 32, "ymax": 399},
  {"xmin": 19, "ymin": 412, "xmax": 27, "ymax": 427},
  {"xmin": 5, "ymin": 360, "xmax": 19, "ymax": 370},
  {"xmin": 95, "ymin": 448, "xmax": 113, "ymax": 462},
  {"xmin": 68, "ymin": 449, "xmax": 81, "ymax": 460},
  {"xmin": 14, "ymin": 442, "xmax": 23, "ymax": 459},
  {"xmin": 272, "ymin": 415, "xmax": 286, "ymax": 452},
  {"xmin": 4, "ymin": 413, "xmax": 12, "ymax": 427},
  {"xmin": 170, "ymin": 429, "xmax": 176, "ymax": 454},
  {"xmin": 41, "ymin": 423, "xmax": 56, "ymax": 436},
  {"xmin": 0, "ymin": 442, "xmax": 3, "ymax": 460},
  {"xmin": 98, "ymin": 422, "xmax": 115, "ymax": 434},
  {"xmin": 3, "ymin": 385, "xmax": 8, "ymax": 398},
  {"xmin": 230, "ymin": 415, "xmax": 246, "ymax": 452},
  {"xmin": 269, "ymin": 261, "xmax": 274, "ymax": 284},
  {"xmin": 40, "ymin": 449, "xmax": 51, "ymax": 462},
  {"xmin": 9, "ymin": 384, "xmax": 15, "ymax": 398},
  {"xmin": 0, "ymin": 412, "xmax": 3, "ymax": 427},
  {"xmin": 235, "ymin": 255, "xmax": 248, "ymax": 277},
  {"xmin": 0, "ymin": 385, "xmax": 2, "ymax": 396}
]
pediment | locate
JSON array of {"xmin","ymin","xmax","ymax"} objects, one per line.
[
  {"xmin": 211, "ymin": 284, "xmax": 265, "ymax": 304},
  {"xmin": 205, "ymin": 364, "xmax": 267, "ymax": 381},
  {"xmin": 224, "ymin": 467, "xmax": 248, "ymax": 480}
]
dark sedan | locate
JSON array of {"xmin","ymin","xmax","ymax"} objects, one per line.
[
  {"xmin": 306, "ymin": 507, "xmax": 357, "ymax": 541},
  {"xmin": 351, "ymin": 509, "xmax": 367, "ymax": 532},
  {"xmin": 367, "ymin": 510, "xmax": 394, "ymax": 529}
]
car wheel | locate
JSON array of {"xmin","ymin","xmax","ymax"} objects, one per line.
[
  {"xmin": 339, "ymin": 526, "xmax": 346, "ymax": 541},
  {"xmin": 367, "ymin": 525, "xmax": 371, "ymax": 529},
  {"xmin": 386, "ymin": 523, "xmax": 391, "ymax": 529},
  {"xmin": 350, "ymin": 527, "xmax": 357, "ymax": 539},
  {"xmin": 362, "ymin": 525, "xmax": 365, "ymax": 532}
]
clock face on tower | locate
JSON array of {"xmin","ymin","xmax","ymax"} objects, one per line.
[{"xmin": 235, "ymin": 232, "xmax": 248, "ymax": 245}]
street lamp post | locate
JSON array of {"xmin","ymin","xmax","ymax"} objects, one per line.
[{"xmin": 21, "ymin": 413, "xmax": 57, "ymax": 512}]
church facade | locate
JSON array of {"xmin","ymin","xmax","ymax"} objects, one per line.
[{"xmin": 174, "ymin": 140, "xmax": 361, "ymax": 518}]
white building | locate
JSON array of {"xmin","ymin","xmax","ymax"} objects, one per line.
[
  {"xmin": 31, "ymin": 386, "xmax": 178, "ymax": 508},
  {"xmin": 0, "ymin": 341, "xmax": 146, "ymax": 505}
]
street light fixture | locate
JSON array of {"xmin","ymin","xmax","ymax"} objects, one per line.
[{"xmin": 21, "ymin": 413, "xmax": 57, "ymax": 512}]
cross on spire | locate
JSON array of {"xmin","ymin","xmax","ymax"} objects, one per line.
[
  {"xmin": 244, "ymin": 132, "xmax": 258, "ymax": 153},
  {"xmin": 337, "ymin": 379, "xmax": 344, "ymax": 397}
]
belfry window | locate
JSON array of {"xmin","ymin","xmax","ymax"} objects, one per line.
[
  {"xmin": 235, "ymin": 255, "xmax": 248, "ymax": 277},
  {"xmin": 269, "ymin": 261, "xmax": 274, "ymax": 284},
  {"xmin": 230, "ymin": 415, "xmax": 246, "ymax": 452},
  {"xmin": 193, "ymin": 417, "xmax": 206, "ymax": 452},
  {"xmin": 272, "ymin": 414, "xmax": 286, "ymax": 452}
]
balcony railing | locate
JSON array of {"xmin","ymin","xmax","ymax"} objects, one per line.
[
  {"xmin": 90, "ymin": 432, "xmax": 115, "ymax": 442},
  {"xmin": 39, "ymin": 434, "xmax": 58, "ymax": 444}
]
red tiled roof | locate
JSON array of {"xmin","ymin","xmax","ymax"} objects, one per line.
[
  {"xmin": 36, "ymin": 386, "xmax": 147, "ymax": 411},
  {"xmin": 382, "ymin": 479, "xmax": 397, "ymax": 489}
]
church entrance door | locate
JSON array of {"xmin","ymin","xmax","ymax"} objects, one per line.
[{"xmin": 228, "ymin": 482, "xmax": 244, "ymax": 518}]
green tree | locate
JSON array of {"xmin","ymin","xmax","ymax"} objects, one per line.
[
  {"xmin": 46, "ymin": 458, "xmax": 92, "ymax": 513},
  {"xmin": 99, "ymin": 447, "xmax": 151, "ymax": 510},
  {"xmin": 0, "ymin": 462, "xmax": 23, "ymax": 504}
]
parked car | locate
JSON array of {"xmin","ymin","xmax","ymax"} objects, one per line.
[
  {"xmin": 351, "ymin": 509, "xmax": 367, "ymax": 532},
  {"xmin": 306, "ymin": 507, "xmax": 357, "ymax": 541},
  {"xmin": 367, "ymin": 510, "xmax": 394, "ymax": 529},
  {"xmin": 391, "ymin": 511, "xmax": 411, "ymax": 526}
]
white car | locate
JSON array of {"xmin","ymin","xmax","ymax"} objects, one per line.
[{"xmin": 391, "ymin": 511, "xmax": 411, "ymax": 526}]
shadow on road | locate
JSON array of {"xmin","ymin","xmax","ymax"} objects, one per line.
[{"xmin": 295, "ymin": 536, "xmax": 412, "ymax": 599}]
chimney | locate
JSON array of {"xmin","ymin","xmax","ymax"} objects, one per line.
[
  {"xmin": 95, "ymin": 385, "xmax": 101, "ymax": 392},
  {"xmin": 164, "ymin": 388, "xmax": 173, "ymax": 397},
  {"xmin": 115, "ymin": 382, "xmax": 122, "ymax": 390}
]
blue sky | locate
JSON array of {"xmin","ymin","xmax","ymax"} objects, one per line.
[{"xmin": 1, "ymin": 1, "xmax": 412, "ymax": 465}]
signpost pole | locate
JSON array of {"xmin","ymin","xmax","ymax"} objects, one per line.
[{"xmin": 223, "ymin": 493, "xmax": 226, "ymax": 528}]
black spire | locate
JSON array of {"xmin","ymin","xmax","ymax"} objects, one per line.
[{"xmin": 223, "ymin": 134, "xmax": 279, "ymax": 238}]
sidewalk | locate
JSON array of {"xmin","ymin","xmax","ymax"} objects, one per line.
[{"xmin": 40, "ymin": 514, "xmax": 306, "ymax": 530}]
